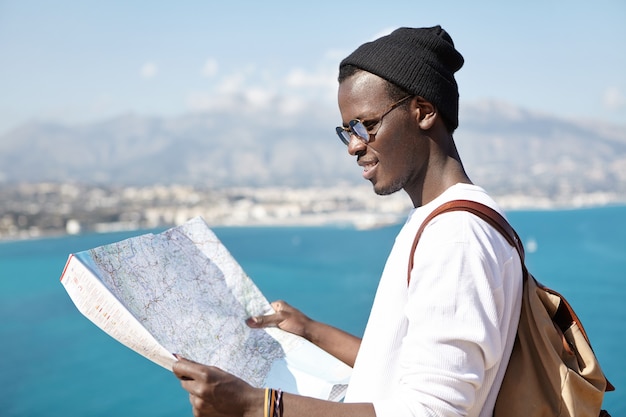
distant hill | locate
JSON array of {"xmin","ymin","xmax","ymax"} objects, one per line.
[
  {"xmin": 1, "ymin": 99, "xmax": 625, "ymax": 203},
  {"xmin": 0, "ymin": 101, "xmax": 358, "ymax": 187},
  {"xmin": 457, "ymin": 101, "xmax": 626, "ymax": 201}
]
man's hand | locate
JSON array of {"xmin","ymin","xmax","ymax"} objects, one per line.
[
  {"xmin": 173, "ymin": 356, "xmax": 263, "ymax": 417},
  {"xmin": 247, "ymin": 300, "xmax": 361, "ymax": 367},
  {"xmin": 246, "ymin": 300, "xmax": 312, "ymax": 339},
  {"xmin": 173, "ymin": 355, "xmax": 375, "ymax": 417}
]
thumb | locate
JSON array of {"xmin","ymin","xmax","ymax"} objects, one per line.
[{"xmin": 245, "ymin": 314, "xmax": 279, "ymax": 328}]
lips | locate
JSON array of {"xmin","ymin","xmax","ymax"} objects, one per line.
[
  {"xmin": 358, "ymin": 158, "xmax": 379, "ymax": 180},
  {"xmin": 362, "ymin": 161, "xmax": 377, "ymax": 172}
]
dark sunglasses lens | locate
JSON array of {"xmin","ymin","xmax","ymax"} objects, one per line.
[
  {"xmin": 335, "ymin": 127, "xmax": 351, "ymax": 145},
  {"xmin": 349, "ymin": 120, "xmax": 369, "ymax": 143}
]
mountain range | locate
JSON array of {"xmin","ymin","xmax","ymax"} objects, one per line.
[{"xmin": 1, "ymin": 99, "xmax": 625, "ymax": 203}]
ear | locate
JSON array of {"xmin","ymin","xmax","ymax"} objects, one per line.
[{"xmin": 413, "ymin": 97, "xmax": 438, "ymax": 130}]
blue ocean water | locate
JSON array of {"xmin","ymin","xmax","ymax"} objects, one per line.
[{"xmin": 1, "ymin": 205, "xmax": 624, "ymax": 416}]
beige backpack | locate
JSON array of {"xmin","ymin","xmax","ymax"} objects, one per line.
[{"xmin": 408, "ymin": 200, "xmax": 614, "ymax": 417}]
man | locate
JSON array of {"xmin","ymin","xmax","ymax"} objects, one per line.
[{"xmin": 174, "ymin": 26, "xmax": 523, "ymax": 417}]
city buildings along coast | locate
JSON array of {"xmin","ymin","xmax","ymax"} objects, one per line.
[{"xmin": 1, "ymin": 182, "xmax": 624, "ymax": 241}]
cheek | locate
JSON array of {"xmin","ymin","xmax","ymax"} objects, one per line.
[
  {"xmin": 387, "ymin": 137, "xmax": 428, "ymax": 174},
  {"xmin": 389, "ymin": 137, "xmax": 419, "ymax": 161},
  {"xmin": 378, "ymin": 144, "xmax": 413, "ymax": 177}
]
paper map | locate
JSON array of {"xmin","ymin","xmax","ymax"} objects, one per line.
[{"xmin": 60, "ymin": 217, "xmax": 351, "ymax": 400}]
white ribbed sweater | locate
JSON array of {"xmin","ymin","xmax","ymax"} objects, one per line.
[{"xmin": 344, "ymin": 184, "xmax": 523, "ymax": 417}]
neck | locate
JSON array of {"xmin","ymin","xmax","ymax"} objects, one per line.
[{"xmin": 406, "ymin": 133, "xmax": 472, "ymax": 208}]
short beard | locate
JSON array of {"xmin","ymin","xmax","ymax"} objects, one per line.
[{"xmin": 371, "ymin": 176, "xmax": 407, "ymax": 196}]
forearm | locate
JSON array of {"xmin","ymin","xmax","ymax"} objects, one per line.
[
  {"xmin": 282, "ymin": 392, "xmax": 374, "ymax": 417},
  {"xmin": 247, "ymin": 301, "xmax": 362, "ymax": 367},
  {"xmin": 174, "ymin": 358, "xmax": 376, "ymax": 417},
  {"xmin": 301, "ymin": 319, "xmax": 361, "ymax": 367},
  {"xmin": 246, "ymin": 388, "xmax": 375, "ymax": 417}
]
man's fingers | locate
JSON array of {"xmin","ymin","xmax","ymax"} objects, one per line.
[
  {"xmin": 270, "ymin": 300, "xmax": 289, "ymax": 312},
  {"xmin": 173, "ymin": 359, "xmax": 220, "ymax": 400},
  {"xmin": 246, "ymin": 314, "xmax": 279, "ymax": 328},
  {"xmin": 173, "ymin": 356, "xmax": 207, "ymax": 381},
  {"xmin": 246, "ymin": 300, "xmax": 293, "ymax": 328},
  {"xmin": 189, "ymin": 393, "xmax": 218, "ymax": 417}
]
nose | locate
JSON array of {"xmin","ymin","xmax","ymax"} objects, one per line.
[{"xmin": 347, "ymin": 135, "xmax": 367, "ymax": 156}]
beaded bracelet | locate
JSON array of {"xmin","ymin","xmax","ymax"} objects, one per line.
[{"xmin": 264, "ymin": 388, "xmax": 283, "ymax": 417}]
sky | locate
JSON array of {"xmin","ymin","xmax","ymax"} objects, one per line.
[{"xmin": 0, "ymin": 0, "xmax": 625, "ymax": 136}]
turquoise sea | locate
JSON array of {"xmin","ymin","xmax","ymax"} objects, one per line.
[{"xmin": 1, "ymin": 205, "xmax": 624, "ymax": 416}]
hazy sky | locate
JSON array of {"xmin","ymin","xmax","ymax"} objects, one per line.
[{"xmin": 1, "ymin": 0, "xmax": 624, "ymax": 136}]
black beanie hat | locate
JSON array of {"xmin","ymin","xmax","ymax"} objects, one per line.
[{"xmin": 340, "ymin": 26, "xmax": 464, "ymax": 130}]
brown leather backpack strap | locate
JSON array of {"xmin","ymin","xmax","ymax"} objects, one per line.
[{"xmin": 407, "ymin": 199, "xmax": 525, "ymax": 285}]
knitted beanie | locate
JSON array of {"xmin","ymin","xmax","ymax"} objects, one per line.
[{"xmin": 340, "ymin": 26, "xmax": 464, "ymax": 130}]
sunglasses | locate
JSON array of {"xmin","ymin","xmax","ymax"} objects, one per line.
[{"xmin": 335, "ymin": 95, "xmax": 412, "ymax": 146}]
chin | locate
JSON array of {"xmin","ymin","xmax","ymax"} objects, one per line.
[{"xmin": 372, "ymin": 181, "xmax": 403, "ymax": 196}]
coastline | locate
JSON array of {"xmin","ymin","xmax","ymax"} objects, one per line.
[{"xmin": 1, "ymin": 186, "xmax": 624, "ymax": 243}]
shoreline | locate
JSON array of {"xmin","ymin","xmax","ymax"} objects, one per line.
[{"xmin": 2, "ymin": 195, "xmax": 625, "ymax": 244}]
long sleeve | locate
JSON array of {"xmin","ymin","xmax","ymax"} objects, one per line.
[{"xmin": 344, "ymin": 184, "xmax": 523, "ymax": 417}]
